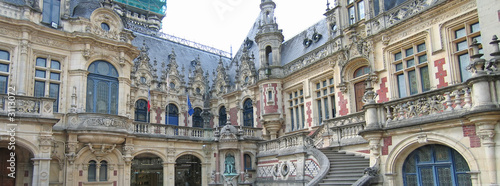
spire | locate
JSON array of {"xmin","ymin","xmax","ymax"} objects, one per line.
[{"xmin": 258, "ymin": 0, "xmax": 280, "ymax": 34}]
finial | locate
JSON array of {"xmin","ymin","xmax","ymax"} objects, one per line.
[{"xmin": 326, "ymin": 0, "xmax": 331, "ymax": 11}]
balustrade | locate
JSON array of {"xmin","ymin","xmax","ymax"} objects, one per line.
[
  {"xmin": 133, "ymin": 122, "xmax": 213, "ymax": 139},
  {"xmin": 0, "ymin": 94, "xmax": 55, "ymax": 117}
]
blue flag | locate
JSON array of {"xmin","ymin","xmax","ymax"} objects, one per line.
[{"xmin": 187, "ymin": 95, "xmax": 194, "ymax": 116}]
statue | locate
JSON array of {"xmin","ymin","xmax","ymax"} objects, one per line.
[{"xmin": 224, "ymin": 153, "xmax": 236, "ymax": 174}]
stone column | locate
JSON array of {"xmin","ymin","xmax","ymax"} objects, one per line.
[
  {"xmin": 163, "ymin": 162, "xmax": 175, "ymax": 186},
  {"xmin": 118, "ymin": 164, "xmax": 124, "ymax": 186},
  {"xmin": 17, "ymin": 30, "xmax": 30, "ymax": 95},
  {"xmin": 469, "ymin": 115, "xmax": 499, "ymax": 186},
  {"xmin": 123, "ymin": 161, "xmax": 132, "ymax": 186},
  {"xmin": 31, "ymin": 160, "xmax": 39, "ymax": 186}
]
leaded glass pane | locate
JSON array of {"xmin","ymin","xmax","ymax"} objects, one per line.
[
  {"xmin": 36, "ymin": 58, "xmax": 46, "ymax": 67},
  {"xmin": 316, "ymin": 83, "xmax": 320, "ymax": 89},
  {"xmin": 395, "ymin": 63, "xmax": 403, "ymax": 71},
  {"xmin": 397, "ymin": 74, "xmax": 407, "ymax": 98},
  {"xmin": 49, "ymin": 83, "xmax": 59, "ymax": 112},
  {"xmin": 453, "ymin": 151, "xmax": 470, "ymax": 172},
  {"xmin": 300, "ymin": 97, "xmax": 304, "ymax": 103},
  {"xmin": 219, "ymin": 107, "xmax": 227, "ymax": 127},
  {"xmin": 420, "ymin": 66, "xmax": 430, "ymax": 92},
  {"xmin": 348, "ymin": 6, "xmax": 355, "ymax": 24},
  {"xmin": 457, "ymin": 174, "xmax": 472, "ymax": 186},
  {"xmin": 418, "ymin": 54, "xmax": 427, "ymax": 64},
  {"xmin": 408, "ymin": 70, "xmax": 418, "ymax": 95},
  {"xmin": 437, "ymin": 167, "xmax": 452, "ymax": 186},
  {"xmin": 470, "ymin": 22, "xmax": 480, "ymax": 33},
  {"xmin": 0, "ymin": 75, "xmax": 7, "ymax": 93},
  {"xmin": 0, "ymin": 63, "xmax": 9, "ymax": 72},
  {"xmin": 323, "ymin": 89, "xmax": 327, "ymax": 96},
  {"xmin": 317, "ymin": 99, "xmax": 322, "ymax": 124},
  {"xmin": 135, "ymin": 100, "xmax": 148, "ymax": 122},
  {"xmin": 404, "ymin": 154, "xmax": 416, "ymax": 173},
  {"xmin": 457, "ymin": 41, "xmax": 468, "ymax": 51},
  {"xmin": 435, "ymin": 145, "xmax": 450, "ymax": 161},
  {"xmin": 405, "ymin": 48, "xmax": 414, "ymax": 57},
  {"xmin": 300, "ymin": 89, "xmax": 303, "ymax": 95},
  {"xmin": 324, "ymin": 98, "xmax": 329, "ymax": 119},
  {"xmin": 289, "ymin": 101, "xmax": 293, "ymax": 107},
  {"xmin": 290, "ymin": 108, "xmax": 294, "ymax": 130},
  {"xmin": 96, "ymin": 81, "xmax": 109, "ymax": 114},
  {"xmin": 99, "ymin": 161, "xmax": 107, "ymax": 181},
  {"xmin": 407, "ymin": 59, "xmax": 415, "ymax": 67},
  {"xmin": 50, "ymin": 72, "xmax": 60, "ymax": 80},
  {"xmin": 244, "ymin": 99, "xmax": 253, "ymax": 127},
  {"xmin": 34, "ymin": 81, "xmax": 45, "ymax": 97},
  {"xmin": 420, "ymin": 168, "xmax": 434, "ymax": 186},
  {"xmin": 301, "ymin": 105, "xmax": 305, "ymax": 128},
  {"xmin": 51, "ymin": 60, "xmax": 60, "ymax": 70},
  {"xmin": 357, "ymin": 1, "xmax": 365, "ymax": 19},
  {"xmin": 323, "ymin": 80, "xmax": 327, "ymax": 87},
  {"xmin": 330, "ymin": 87, "xmax": 335, "ymax": 93},
  {"xmin": 395, "ymin": 52, "xmax": 402, "ymax": 61},
  {"xmin": 459, "ymin": 53, "xmax": 471, "ymax": 82},
  {"xmin": 295, "ymin": 91, "xmax": 298, "ymax": 97},
  {"xmin": 88, "ymin": 161, "xmax": 96, "ymax": 181},
  {"xmin": 455, "ymin": 28, "xmax": 466, "ymax": 38},
  {"xmin": 330, "ymin": 78, "xmax": 334, "ymax": 85},
  {"xmin": 405, "ymin": 175, "xmax": 417, "ymax": 186},
  {"xmin": 110, "ymin": 83, "xmax": 118, "ymax": 114},
  {"xmin": 289, "ymin": 93, "xmax": 292, "ymax": 99},
  {"xmin": 86, "ymin": 79, "xmax": 94, "ymax": 112},
  {"xmin": 317, "ymin": 92, "xmax": 321, "ymax": 97},
  {"xmin": 417, "ymin": 43, "xmax": 426, "ymax": 52},
  {"xmin": 0, "ymin": 50, "xmax": 9, "ymax": 60},
  {"xmin": 36, "ymin": 70, "xmax": 46, "ymax": 78},
  {"xmin": 418, "ymin": 146, "xmax": 432, "ymax": 162},
  {"xmin": 97, "ymin": 62, "xmax": 110, "ymax": 75},
  {"xmin": 295, "ymin": 107, "xmax": 299, "ymax": 128}
]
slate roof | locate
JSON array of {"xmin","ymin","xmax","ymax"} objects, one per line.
[{"xmin": 132, "ymin": 32, "xmax": 232, "ymax": 86}]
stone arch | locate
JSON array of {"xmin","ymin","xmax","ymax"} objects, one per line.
[
  {"xmin": 175, "ymin": 151, "xmax": 205, "ymax": 163},
  {"xmin": 132, "ymin": 149, "xmax": 168, "ymax": 163},
  {"xmin": 340, "ymin": 57, "xmax": 370, "ymax": 82},
  {"xmin": 90, "ymin": 8, "xmax": 124, "ymax": 32},
  {"xmin": 75, "ymin": 147, "xmax": 123, "ymax": 165},
  {"xmin": 85, "ymin": 58, "xmax": 123, "ymax": 77},
  {"xmin": 385, "ymin": 132, "xmax": 479, "ymax": 178},
  {"xmin": 0, "ymin": 135, "xmax": 39, "ymax": 155}
]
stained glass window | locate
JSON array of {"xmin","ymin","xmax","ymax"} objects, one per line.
[
  {"xmin": 244, "ymin": 154, "xmax": 252, "ymax": 170},
  {"xmin": 166, "ymin": 104, "xmax": 179, "ymax": 125},
  {"xmin": 86, "ymin": 61, "xmax": 119, "ymax": 114},
  {"xmin": 243, "ymin": 99, "xmax": 253, "ymax": 127},
  {"xmin": 393, "ymin": 42, "xmax": 429, "ymax": 98},
  {"xmin": 193, "ymin": 108, "xmax": 203, "ymax": 128},
  {"xmin": 403, "ymin": 145, "xmax": 471, "ymax": 186},
  {"xmin": 135, "ymin": 99, "xmax": 149, "ymax": 122}
]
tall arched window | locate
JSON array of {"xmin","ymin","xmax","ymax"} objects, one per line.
[
  {"xmin": 244, "ymin": 154, "xmax": 252, "ymax": 170},
  {"xmin": 353, "ymin": 66, "xmax": 370, "ymax": 112},
  {"xmin": 86, "ymin": 61, "xmax": 119, "ymax": 114},
  {"xmin": 243, "ymin": 99, "xmax": 253, "ymax": 127},
  {"xmin": 403, "ymin": 144, "xmax": 471, "ymax": 186},
  {"xmin": 99, "ymin": 161, "xmax": 107, "ymax": 181},
  {"xmin": 88, "ymin": 160, "xmax": 97, "ymax": 182},
  {"xmin": 219, "ymin": 106, "xmax": 227, "ymax": 127},
  {"xmin": 166, "ymin": 104, "xmax": 179, "ymax": 125},
  {"xmin": 193, "ymin": 108, "xmax": 203, "ymax": 128},
  {"xmin": 135, "ymin": 99, "xmax": 149, "ymax": 122}
]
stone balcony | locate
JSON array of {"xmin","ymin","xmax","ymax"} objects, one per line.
[
  {"xmin": 257, "ymin": 131, "xmax": 312, "ymax": 157},
  {"xmin": 0, "ymin": 94, "xmax": 56, "ymax": 119},
  {"xmin": 312, "ymin": 112, "xmax": 367, "ymax": 149},
  {"xmin": 134, "ymin": 122, "xmax": 214, "ymax": 140}
]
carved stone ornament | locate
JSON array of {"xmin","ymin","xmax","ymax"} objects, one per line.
[
  {"xmin": 417, "ymin": 134, "xmax": 428, "ymax": 144},
  {"xmin": 88, "ymin": 143, "xmax": 116, "ymax": 158},
  {"xmin": 219, "ymin": 125, "xmax": 238, "ymax": 142}
]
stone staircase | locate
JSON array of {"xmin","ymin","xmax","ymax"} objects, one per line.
[{"xmin": 318, "ymin": 149, "xmax": 370, "ymax": 186}]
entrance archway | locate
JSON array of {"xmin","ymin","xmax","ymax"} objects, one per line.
[
  {"xmin": 175, "ymin": 154, "xmax": 201, "ymax": 186},
  {"xmin": 131, "ymin": 153, "xmax": 164, "ymax": 186},
  {"xmin": 0, "ymin": 146, "xmax": 33, "ymax": 186}
]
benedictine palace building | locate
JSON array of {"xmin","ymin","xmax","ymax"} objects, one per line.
[{"xmin": 0, "ymin": 0, "xmax": 499, "ymax": 185}]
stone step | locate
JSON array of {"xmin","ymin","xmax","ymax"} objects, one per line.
[{"xmin": 318, "ymin": 149, "xmax": 369, "ymax": 186}]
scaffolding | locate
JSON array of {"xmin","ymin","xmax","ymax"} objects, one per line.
[{"xmin": 115, "ymin": 0, "xmax": 166, "ymax": 15}]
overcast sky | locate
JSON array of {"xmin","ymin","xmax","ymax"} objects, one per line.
[{"xmin": 162, "ymin": 0, "xmax": 326, "ymax": 54}]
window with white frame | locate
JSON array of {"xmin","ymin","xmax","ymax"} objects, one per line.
[
  {"xmin": 34, "ymin": 57, "xmax": 61, "ymax": 112},
  {"xmin": 0, "ymin": 49, "xmax": 10, "ymax": 94},
  {"xmin": 452, "ymin": 22, "xmax": 482, "ymax": 82},
  {"xmin": 347, "ymin": 0, "xmax": 365, "ymax": 25},
  {"xmin": 392, "ymin": 42, "xmax": 430, "ymax": 98},
  {"xmin": 315, "ymin": 78, "xmax": 336, "ymax": 125},
  {"xmin": 288, "ymin": 89, "xmax": 305, "ymax": 131}
]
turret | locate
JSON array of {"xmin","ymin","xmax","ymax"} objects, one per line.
[{"xmin": 255, "ymin": 0, "xmax": 284, "ymax": 78}]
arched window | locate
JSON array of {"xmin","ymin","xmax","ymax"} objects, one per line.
[
  {"xmin": 403, "ymin": 144, "xmax": 471, "ymax": 186},
  {"xmin": 354, "ymin": 66, "xmax": 370, "ymax": 78},
  {"xmin": 243, "ymin": 99, "xmax": 253, "ymax": 127},
  {"xmin": 244, "ymin": 154, "xmax": 252, "ymax": 170},
  {"xmin": 219, "ymin": 106, "xmax": 227, "ymax": 127},
  {"xmin": 265, "ymin": 46, "xmax": 272, "ymax": 66},
  {"xmin": 193, "ymin": 108, "xmax": 203, "ymax": 128},
  {"xmin": 135, "ymin": 99, "xmax": 149, "ymax": 122},
  {"xmin": 166, "ymin": 104, "xmax": 179, "ymax": 125},
  {"xmin": 88, "ymin": 160, "xmax": 97, "ymax": 182},
  {"xmin": 353, "ymin": 66, "xmax": 370, "ymax": 112},
  {"xmin": 99, "ymin": 161, "xmax": 107, "ymax": 181},
  {"xmin": 86, "ymin": 61, "xmax": 119, "ymax": 114}
]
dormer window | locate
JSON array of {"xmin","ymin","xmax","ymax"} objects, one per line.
[{"xmin": 42, "ymin": 0, "xmax": 61, "ymax": 28}]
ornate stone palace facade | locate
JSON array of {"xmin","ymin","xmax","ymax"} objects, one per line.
[{"xmin": 0, "ymin": 0, "xmax": 499, "ymax": 185}]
